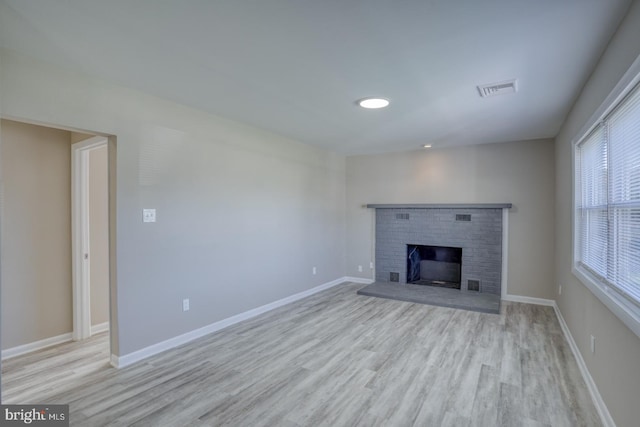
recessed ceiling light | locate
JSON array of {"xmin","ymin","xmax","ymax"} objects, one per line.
[
  {"xmin": 423, "ymin": 144, "xmax": 432, "ymax": 148},
  {"xmin": 358, "ymin": 98, "xmax": 390, "ymax": 109}
]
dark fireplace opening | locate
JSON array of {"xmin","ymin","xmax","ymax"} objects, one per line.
[{"xmin": 407, "ymin": 244, "xmax": 462, "ymax": 289}]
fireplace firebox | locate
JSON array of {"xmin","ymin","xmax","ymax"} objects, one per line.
[{"xmin": 407, "ymin": 244, "xmax": 462, "ymax": 289}]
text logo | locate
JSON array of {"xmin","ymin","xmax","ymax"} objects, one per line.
[{"xmin": 1, "ymin": 405, "xmax": 68, "ymax": 426}]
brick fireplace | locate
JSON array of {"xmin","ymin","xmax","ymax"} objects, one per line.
[{"xmin": 369, "ymin": 204, "xmax": 511, "ymax": 296}]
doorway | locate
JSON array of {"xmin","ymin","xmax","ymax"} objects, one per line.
[
  {"xmin": 1, "ymin": 121, "xmax": 117, "ymax": 402},
  {"xmin": 0, "ymin": 120, "xmax": 115, "ymax": 359},
  {"xmin": 71, "ymin": 136, "xmax": 109, "ymax": 341}
]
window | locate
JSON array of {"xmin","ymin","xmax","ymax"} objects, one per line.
[{"xmin": 575, "ymin": 80, "xmax": 640, "ymax": 333}]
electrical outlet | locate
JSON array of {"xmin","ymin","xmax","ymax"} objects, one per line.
[
  {"xmin": 370, "ymin": 261, "xmax": 374, "ymax": 269},
  {"xmin": 559, "ymin": 285, "xmax": 562, "ymax": 295},
  {"xmin": 183, "ymin": 298, "xmax": 190, "ymax": 312},
  {"xmin": 590, "ymin": 335, "xmax": 595, "ymax": 354},
  {"xmin": 312, "ymin": 267, "xmax": 317, "ymax": 275},
  {"xmin": 358, "ymin": 265, "xmax": 363, "ymax": 272},
  {"xmin": 143, "ymin": 208, "xmax": 156, "ymax": 223}
]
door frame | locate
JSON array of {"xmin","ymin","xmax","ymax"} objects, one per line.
[{"xmin": 71, "ymin": 136, "xmax": 108, "ymax": 341}]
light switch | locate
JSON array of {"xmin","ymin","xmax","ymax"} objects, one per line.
[{"xmin": 143, "ymin": 209, "xmax": 156, "ymax": 223}]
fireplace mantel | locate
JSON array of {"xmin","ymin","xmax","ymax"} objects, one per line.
[{"xmin": 366, "ymin": 203, "xmax": 512, "ymax": 209}]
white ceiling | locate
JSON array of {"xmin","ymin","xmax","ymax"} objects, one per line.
[{"xmin": 0, "ymin": 0, "xmax": 632, "ymax": 154}]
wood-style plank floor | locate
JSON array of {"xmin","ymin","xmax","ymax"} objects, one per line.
[{"xmin": 2, "ymin": 282, "xmax": 601, "ymax": 426}]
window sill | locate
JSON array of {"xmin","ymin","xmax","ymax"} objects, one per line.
[{"xmin": 572, "ymin": 265, "xmax": 640, "ymax": 339}]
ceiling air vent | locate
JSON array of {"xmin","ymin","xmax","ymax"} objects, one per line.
[{"xmin": 477, "ymin": 79, "xmax": 518, "ymax": 98}]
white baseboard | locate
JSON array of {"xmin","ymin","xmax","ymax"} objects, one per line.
[
  {"xmin": 553, "ymin": 303, "xmax": 615, "ymax": 427},
  {"xmin": 91, "ymin": 322, "xmax": 109, "ymax": 335},
  {"xmin": 1, "ymin": 332, "xmax": 73, "ymax": 360},
  {"xmin": 344, "ymin": 276, "xmax": 375, "ymax": 284},
  {"xmin": 111, "ymin": 277, "xmax": 351, "ymax": 368},
  {"xmin": 502, "ymin": 294, "xmax": 555, "ymax": 306}
]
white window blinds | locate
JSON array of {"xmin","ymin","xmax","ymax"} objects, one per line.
[
  {"xmin": 576, "ymin": 82, "xmax": 640, "ymax": 305},
  {"xmin": 577, "ymin": 125, "xmax": 608, "ymax": 278}
]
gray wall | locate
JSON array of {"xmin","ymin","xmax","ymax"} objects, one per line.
[
  {"xmin": 0, "ymin": 49, "xmax": 346, "ymax": 356},
  {"xmin": 346, "ymin": 139, "xmax": 556, "ymax": 299},
  {"xmin": 554, "ymin": 1, "xmax": 640, "ymax": 426},
  {"xmin": 0, "ymin": 119, "xmax": 73, "ymax": 349}
]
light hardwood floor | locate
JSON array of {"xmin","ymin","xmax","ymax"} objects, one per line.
[{"xmin": 2, "ymin": 283, "xmax": 600, "ymax": 426}]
